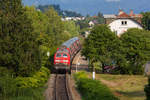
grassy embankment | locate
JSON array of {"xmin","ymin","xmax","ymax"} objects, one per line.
[
  {"xmin": 74, "ymin": 71, "xmax": 119, "ymax": 100},
  {"xmin": 90, "ymin": 74, "xmax": 148, "ymax": 100}
]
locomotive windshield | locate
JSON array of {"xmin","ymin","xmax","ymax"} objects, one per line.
[
  {"xmin": 56, "ymin": 53, "xmax": 61, "ymax": 57},
  {"xmin": 63, "ymin": 54, "xmax": 67, "ymax": 58}
]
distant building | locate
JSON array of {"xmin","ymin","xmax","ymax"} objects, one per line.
[
  {"xmin": 104, "ymin": 9, "xmax": 143, "ymax": 36},
  {"xmin": 89, "ymin": 21, "xmax": 95, "ymax": 26},
  {"xmin": 88, "ymin": 20, "xmax": 99, "ymax": 26},
  {"xmin": 61, "ymin": 17, "xmax": 85, "ymax": 21},
  {"xmin": 103, "ymin": 14, "xmax": 117, "ymax": 24}
]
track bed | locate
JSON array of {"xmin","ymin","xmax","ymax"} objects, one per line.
[{"xmin": 53, "ymin": 74, "xmax": 72, "ymax": 100}]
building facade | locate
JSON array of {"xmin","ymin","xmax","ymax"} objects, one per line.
[{"xmin": 104, "ymin": 9, "xmax": 143, "ymax": 36}]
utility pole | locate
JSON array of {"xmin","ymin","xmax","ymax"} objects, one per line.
[{"xmin": 93, "ymin": 65, "xmax": 95, "ymax": 80}]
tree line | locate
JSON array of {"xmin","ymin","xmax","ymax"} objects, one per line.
[
  {"xmin": 82, "ymin": 25, "xmax": 150, "ymax": 75},
  {"xmin": 0, "ymin": 0, "xmax": 80, "ymax": 99},
  {"xmin": 37, "ymin": 4, "xmax": 83, "ymax": 17}
]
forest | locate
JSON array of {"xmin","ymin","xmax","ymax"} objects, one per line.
[{"xmin": 0, "ymin": 0, "xmax": 79, "ymax": 99}]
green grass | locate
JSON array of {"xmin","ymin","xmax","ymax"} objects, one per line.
[{"xmin": 94, "ymin": 74, "xmax": 148, "ymax": 100}]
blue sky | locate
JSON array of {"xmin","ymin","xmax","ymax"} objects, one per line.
[{"xmin": 23, "ymin": 0, "xmax": 150, "ymax": 16}]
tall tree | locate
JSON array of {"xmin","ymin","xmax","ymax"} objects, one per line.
[
  {"xmin": 82, "ymin": 25, "xmax": 120, "ymax": 72},
  {"xmin": 120, "ymin": 28, "xmax": 150, "ymax": 74},
  {"xmin": 0, "ymin": 0, "xmax": 41, "ymax": 76},
  {"xmin": 142, "ymin": 12, "xmax": 150, "ymax": 30},
  {"xmin": 45, "ymin": 7, "xmax": 65, "ymax": 46}
]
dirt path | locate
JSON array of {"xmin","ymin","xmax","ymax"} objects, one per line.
[
  {"xmin": 69, "ymin": 75, "xmax": 82, "ymax": 100},
  {"xmin": 99, "ymin": 78, "xmax": 130, "ymax": 87},
  {"xmin": 44, "ymin": 74, "xmax": 55, "ymax": 100}
]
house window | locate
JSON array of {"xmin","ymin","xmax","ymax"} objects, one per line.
[{"xmin": 121, "ymin": 21, "xmax": 127, "ymax": 25}]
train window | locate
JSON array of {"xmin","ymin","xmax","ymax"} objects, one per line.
[
  {"xmin": 56, "ymin": 53, "xmax": 61, "ymax": 57},
  {"xmin": 63, "ymin": 54, "xmax": 67, "ymax": 58}
]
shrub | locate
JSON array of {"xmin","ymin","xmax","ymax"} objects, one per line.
[
  {"xmin": 74, "ymin": 72, "xmax": 119, "ymax": 100},
  {"xmin": 74, "ymin": 71, "xmax": 88, "ymax": 81},
  {"xmin": 16, "ymin": 67, "xmax": 50, "ymax": 88}
]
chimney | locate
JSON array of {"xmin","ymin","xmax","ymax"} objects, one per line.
[
  {"xmin": 118, "ymin": 9, "xmax": 123, "ymax": 15},
  {"xmin": 129, "ymin": 9, "xmax": 134, "ymax": 16}
]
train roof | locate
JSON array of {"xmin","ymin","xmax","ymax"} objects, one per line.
[{"xmin": 62, "ymin": 37, "xmax": 79, "ymax": 48}]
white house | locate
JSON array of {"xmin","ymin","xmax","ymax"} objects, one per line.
[
  {"xmin": 109, "ymin": 18, "xmax": 143, "ymax": 36},
  {"xmin": 89, "ymin": 21, "xmax": 95, "ymax": 26},
  {"xmin": 104, "ymin": 9, "xmax": 143, "ymax": 36}
]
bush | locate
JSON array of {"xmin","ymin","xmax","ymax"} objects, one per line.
[
  {"xmin": 74, "ymin": 71, "xmax": 88, "ymax": 81},
  {"xmin": 74, "ymin": 72, "xmax": 119, "ymax": 100},
  {"xmin": 145, "ymin": 77, "xmax": 150, "ymax": 100},
  {"xmin": 16, "ymin": 67, "xmax": 50, "ymax": 88},
  {"xmin": 0, "ymin": 67, "xmax": 50, "ymax": 100}
]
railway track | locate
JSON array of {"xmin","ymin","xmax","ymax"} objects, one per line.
[{"xmin": 53, "ymin": 73, "xmax": 72, "ymax": 100}]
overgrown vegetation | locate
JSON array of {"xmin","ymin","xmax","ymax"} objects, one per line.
[
  {"xmin": 0, "ymin": 0, "xmax": 41, "ymax": 77},
  {"xmin": 0, "ymin": 0, "xmax": 80, "ymax": 99},
  {"xmin": 0, "ymin": 67, "xmax": 49, "ymax": 100},
  {"xmin": 74, "ymin": 72, "xmax": 119, "ymax": 100},
  {"xmin": 37, "ymin": 4, "xmax": 82, "ymax": 17},
  {"xmin": 142, "ymin": 12, "xmax": 150, "ymax": 30}
]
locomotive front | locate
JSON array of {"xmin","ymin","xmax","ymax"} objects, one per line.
[
  {"xmin": 54, "ymin": 48, "xmax": 70, "ymax": 70},
  {"xmin": 53, "ymin": 37, "xmax": 81, "ymax": 73}
]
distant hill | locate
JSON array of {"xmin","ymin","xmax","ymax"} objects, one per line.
[
  {"xmin": 23, "ymin": 0, "xmax": 150, "ymax": 16},
  {"xmin": 37, "ymin": 4, "xmax": 82, "ymax": 17}
]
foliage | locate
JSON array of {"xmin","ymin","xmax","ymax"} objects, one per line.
[
  {"xmin": 74, "ymin": 71, "xmax": 88, "ymax": 81},
  {"xmin": 142, "ymin": 12, "xmax": 150, "ymax": 30},
  {"xmin": 63, "ymin": 20, "xmax": 80, "ymax": 37},
  {"xmin": 16, "ymin": 67, "xmax": 50, "ymax": 88},
  {"xmin": 0, "ymin": 0, "xmax": 41, "ymax": 77},
  {"xmin": 120, "ymin": 28, "xmax": 150, "ymax": 74},
  {"xmin": 37, "ymin": 4, "xmax": 63, "ymax": 16},
  {"xmin": 0, "ymin": 67, "xmax": 46, "ymax": 100},
  {"xmin": 63, "ymin": 10, "xmax": 82, "ymax": 17},
  {"xmin": 145, "ymin": 76, "xmax": 150, "ymax": 100},
  {"xmin": 37, "ymin": 4, "xmax": 82, "ymax": 17},
  {"xmin": 24, "ymin": 6, "xmax": 80, "ymax": 69},
  {"xmin": 0, "ymin": 67, "xmax": 48, "ymax": 100},
  {"xmin": 82, "ymin": 25, "xmax": 120, "ymax": 72},
  {"xmin": 77, "ymin": 20, "xmax": 89, "ymax": 30},
  {"xmin": 82, "ymin": 25, "xmax": 150, "ymax": 75},
  {"xmin": 0, "ymin": 67, "xmax": 17, "ymax": 99},
  {"xmin": 0, "ymin": 1, "xmax": 80, "ymax": 99},
  {"xmin": 74, "ymin": 72, "xmax": 119, "ymax": 100}
]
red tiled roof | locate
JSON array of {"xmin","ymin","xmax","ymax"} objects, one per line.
[
  {"xmin": 117, "ymin": 10, "xmax": 130, "ymax": 18},
  {"xmin": 93, "ymin": 16, "xmax": 98, "ymax": 18}
]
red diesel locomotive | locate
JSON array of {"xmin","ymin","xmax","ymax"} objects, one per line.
[{"xmin": 54, "ymin": 37, "xmax": 81, "ymax": 70}]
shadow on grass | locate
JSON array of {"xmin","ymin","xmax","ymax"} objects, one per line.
[{"xmin": 116, "ymin": 90, "xmax": 145, "ymax": 97}]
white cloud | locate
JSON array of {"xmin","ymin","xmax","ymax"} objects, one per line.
[{"xmin": 106, "ymin": 0, "xmax": 120, "ymax": 2}]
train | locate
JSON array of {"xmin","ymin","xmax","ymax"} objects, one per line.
[{"xmin": 54, "ymin": 37, "xmax": 81, "ymax": 72}]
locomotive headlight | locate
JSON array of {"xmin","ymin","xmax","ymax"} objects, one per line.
[
  {"xmin": 55, "ymin": 60, "xmax": 60, "ymax": 62},
  {"xmin": 63, "ymin": 60, "xmax": 68, "ymax": 62}
]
